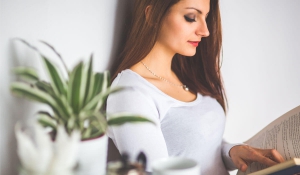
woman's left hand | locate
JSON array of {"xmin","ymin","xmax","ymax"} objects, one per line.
[{"xmin": 229, "ymin": 145, "xmax": 285, "ymax": 172}]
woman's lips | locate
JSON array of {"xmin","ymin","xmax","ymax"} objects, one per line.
[{"xmin": 188, "ymin": 41, "xmax": 200, "ymax": 47}]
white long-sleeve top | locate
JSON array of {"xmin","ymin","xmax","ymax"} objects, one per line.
[{"xmin": 106, "ymin": 69, "xmax": 237, "ymax": 175}]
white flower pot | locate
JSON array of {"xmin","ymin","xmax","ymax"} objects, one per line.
[{"xmin": 76, "ymin": 134, "xmax": 108, "ymax": 175}]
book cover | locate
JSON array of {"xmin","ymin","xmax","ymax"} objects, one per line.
[{"xmin": 248, "ymin": 158, "xmax": 300, "ymax": 175}]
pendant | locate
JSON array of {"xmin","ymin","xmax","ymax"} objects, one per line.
[{"xmin": 183, "ymin": 85, "xmax": 189, "ymax": 91}]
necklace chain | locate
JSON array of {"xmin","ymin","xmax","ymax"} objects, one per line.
[{"xmin": 141, "ymin": 61, "xmax": 189, "ymax": 91}]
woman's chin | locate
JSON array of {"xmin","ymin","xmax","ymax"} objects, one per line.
[{"xmin": 179, "ymin": 50, "xmax": 196, "ymax": 57}]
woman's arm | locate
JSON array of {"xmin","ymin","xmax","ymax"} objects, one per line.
[
  {"xmin": 106, "ymin": 87, "xmax": 169, "ymax": 172},
  {"xmin": 222, "ymin": 140, "xmax": 242, "ymax": 170}
]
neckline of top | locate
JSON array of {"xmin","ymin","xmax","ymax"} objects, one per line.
[{"xmin": 121, "ymin": 69, "xmax": 202, "ymax": 105}]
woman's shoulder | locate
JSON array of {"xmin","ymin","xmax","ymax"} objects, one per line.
[
  {"xmin": 110, "ymin": 69, "xmax": 156, "ymax": 100},
  {"xmin": 107, "ymin": 69, "xmax": 159, "ymax": 116},
  {"xmin": 111, "ymin": 69, "xmax": 148, "ymax": 88}
]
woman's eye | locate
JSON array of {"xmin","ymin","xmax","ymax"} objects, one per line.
[{"xmin": 184, "ymin": 15, "xmax": 196, "ymax": 22}]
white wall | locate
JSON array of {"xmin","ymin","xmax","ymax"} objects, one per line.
[
  {"xmin": 0, "ymin": 0, "xmax": 133, "ymax": 174},
  {"xmin": 1, "ymin": 0, "xmax": 299, "ymax": 175},
  {"xmin": 220, "ymin": 1, "xmax": 300, "ymax": 174}
]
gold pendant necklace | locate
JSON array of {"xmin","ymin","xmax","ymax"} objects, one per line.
[{"xmin": 141, "ymin": 61, "xmax": 189, "ymax": 91}]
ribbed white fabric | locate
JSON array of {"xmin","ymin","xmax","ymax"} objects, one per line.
[{"xmin": 106, "ymin": 69, "xmax": 238, "ymax": 174}]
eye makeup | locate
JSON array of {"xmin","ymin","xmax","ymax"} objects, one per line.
[{"xmin": 184, "ymin": 15, "xmax": 196, "ymax": 22}]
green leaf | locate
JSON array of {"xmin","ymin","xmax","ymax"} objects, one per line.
[
  {"xmin": 39, "ymin": 40, "xmax": 70, "ymax": 75},
  {"xmin": 82, "ymin": 127, "xmax": 92, "ymax": 139},
  {"xmin": 101, "ymin": 71, "xmax": 110, "ymax": 93},
  {"xmin": 67, "ymin": 116, "xmax": 77, "ymax": 134},
  {"xmin": 13, "ymin": 67, "xmax": 39, "ymax": 82},
  {"xmin": 79, "ymin": 62, "xmax": 89, "ymax": 110},
  {"xmin": 59, "ymin": 95, "xmax": 73, "ymax": 119},
  {"xmin": 42, "ymin": 56, "xmax": 67, "ymax": 97},
  {"xmin": 89, "ymin": 121, "xmax": 105, "ymax": 138},
  {"xmin": 80, "ymin": 70, "xmax": 113, "ymax": 111},
  {"xmin": 94, "ymin": 86, "xmax": 122, "ymax": 112},
  {"xmin": 92, "ymin": 73, "xmax": 104, "ymax": 98},
  {"xmin": 83, "ymin": 54, "xmax": 93, "ymax": 106},
  {"xmin": 89, "ymin": 71, "xmax": 111, "ymax": 110},
  {"xmin": 11, "ymin": 82, "xmax": 69, "ymax": 121},
  {"xmin": 83, "ymin": 87, "xmax": 123, "ymax": 111},
  {"xmin": 85, "ymin": 72, "xmax": 95, "ymax": 104},
  {"xmin": 35, "ymin": 81, "xmax": 55, "ymax": 96},
  {"xmin": 11, "ymin": 82, "xmax": 56, "ymax": 105},
  {"xmin": 93, "ymin": 112, "xmax": 107, "ymax": 133},
  {"xmin": 37, "ymin": 111, "xmax": 57, "ymax": 130},
  {"xmin": 78, "ymin": 110, "xmax": 93, "ymax": 121},
  {"xmin": 68, "ymin": 61, "xmax": 85, "ymax": 114},
  {"xmin": 36, "ymin": 81, "xmax": 72, "ymax": 120},
  {"xmin": 94, "ymin": 71, "xmax": 110, "ymax": 96},
  {"xmin": 86, "ymin": 71, "xmax": 110, "ymax": 107},
  {"xmin": 77, "ymin": 112, "xmax": 106, "ymax": 139},
  {"xmin": 107, "ymin": 113, "xmax": 155, "ymax": 126}
]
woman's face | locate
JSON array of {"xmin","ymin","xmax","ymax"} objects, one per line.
[{"xmin": 156, "ymin": 0, "xmax": 210, "ymax": 56}]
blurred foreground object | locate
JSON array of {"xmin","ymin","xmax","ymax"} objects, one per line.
[
  {"xmin": 16, "ymin": 123, "xmax": 80, "ymax": 175},
  {"xmin": 10, "ymin": 39, "xmax": 154, "ymax": 175},
  {"xmin": 107, "ymin": 152, "xmax": 147, "ymax": 175}
]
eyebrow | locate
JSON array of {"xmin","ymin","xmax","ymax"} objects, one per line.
[{"xmin": 185, "ymin": 7, "xmax": 209, "ymax": 15}]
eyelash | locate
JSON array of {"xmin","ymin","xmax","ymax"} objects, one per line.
[{"xmin": 184, "ymin": 15, "xmax": 196, "ymax": 22}]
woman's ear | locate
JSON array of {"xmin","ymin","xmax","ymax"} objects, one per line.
[{"xmin": 145, "ymin": 5, "xmax": 152, "ymax": 23}]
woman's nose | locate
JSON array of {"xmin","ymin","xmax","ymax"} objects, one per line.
[{"xmin": 196, "ymin": 19, "xmax": 210, "ymax": 37}]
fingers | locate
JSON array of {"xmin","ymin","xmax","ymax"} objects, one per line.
[
  {"xmin": 258, "ymin": 148, "xmax": 285, "ymax": 163},
  {"xmin": 267, "ymin": 149, "xmax": 285, "ymax": 163},
  {"xmin": 234, "ymin": 158, "xmax": 248, "ymax": 172},
  {"xmin": 254, "ymin": 152, "xmax": 278, "ymax": 167},
  {"xmin": 252, "ymin": 148, "xmax": 284, "ymax": 166},
  {"xmin": 231, "ymin": 155, "xmax": 247, "ymax": 172},
  {"xmin": 230, "ymin": 145, "xmax": 254, "ymax": 172}
]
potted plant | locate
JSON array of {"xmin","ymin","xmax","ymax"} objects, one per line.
[{"xmin": 10, "ymin": 39, "xmax": 154, "ymax": 175}]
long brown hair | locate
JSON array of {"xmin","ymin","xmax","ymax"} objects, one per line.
[{"xmin": 110, "ymin": 0, "xmax": 227, "ymax": 113}]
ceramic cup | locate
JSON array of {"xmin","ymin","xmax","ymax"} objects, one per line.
[{"xmin": 151, "ymin": 157, "xmax": 200, "ymax": 175}]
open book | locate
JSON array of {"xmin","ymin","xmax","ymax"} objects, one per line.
[{"xmin": 237, "ymin": 105, "xmax": 300, "ymax": 175}]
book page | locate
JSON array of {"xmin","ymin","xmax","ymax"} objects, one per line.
[{"xmin": 237, "ymin": 105, "xmax": 300, "ymax": 175}]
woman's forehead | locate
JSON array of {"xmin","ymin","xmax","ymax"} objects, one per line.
[{"xmin": 172, "ymin": 0, "xmax": 210, "ymax": 13}]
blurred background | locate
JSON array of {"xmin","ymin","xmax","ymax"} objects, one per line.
[{"xmin": 0, "ymin": 0, "xmax": 299, "ymax": 175}]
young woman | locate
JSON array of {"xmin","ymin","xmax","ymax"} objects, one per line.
[{"xmin": 106, "ymin": 0, "xmax": 284, "ymax": 174}]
